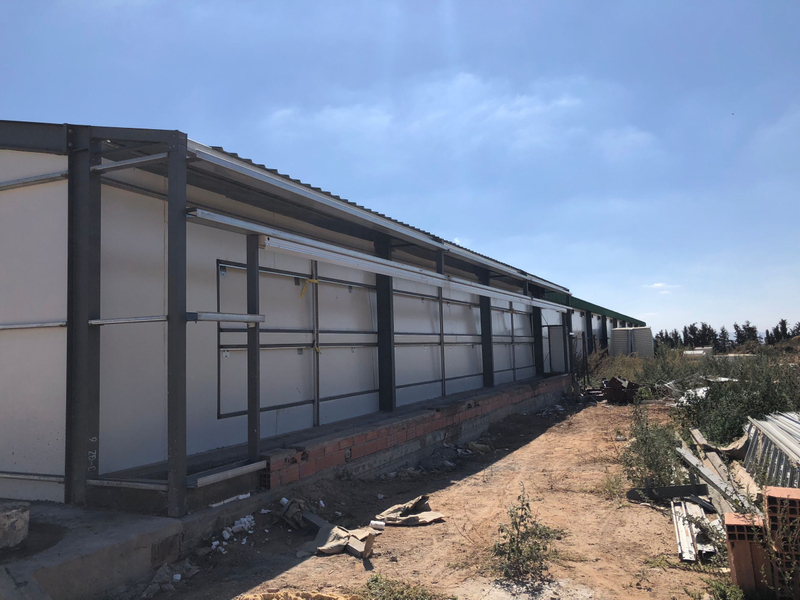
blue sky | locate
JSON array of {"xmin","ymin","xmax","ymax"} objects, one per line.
[{"xmin": 2, "ymin": 1, "xmax": 798, "ymax": 333}]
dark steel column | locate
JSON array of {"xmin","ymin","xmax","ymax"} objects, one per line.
[
  {"xmin": 436, "ymin": 250, "xmax": 446, "ymax": 397},
  {"xmin": 246, "ymin": 234, "xmax": 261, "ymax": 461},
  {"xmin": 375, "ymin": 236, "xmax": 396, "ymax": 412},
  {"xmin": 585, "ymin": 311, "xmax": 594, "ymax": 354},
  {"xmin": 65, "ymin": 126, "xmax": 101, "ymax": 504},
  {"xmin": 563, "ymin": 311, "xmax": 572, "ymax": 375},
  {"xmin": 600, "ymin": 316, "xmax": 608, "ymax": 349},
  {"xmin": 479, "ymin": 270, "xmax": 494, "ymax": 388},
  {"xmin": 531, "ymin": 307, "xmax": 544, "ymax": 375},
  {"xmin": 166, "ymin": 133, "xmax": 188, "ymax": 517}
]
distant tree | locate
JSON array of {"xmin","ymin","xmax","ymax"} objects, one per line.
[
  {"xmin": 769, "ymin": 318, "xmax": 790, "ymax": 344},
  {"xmin": 792, "ymin": 322, "xmax": 800, "ymax": 337},
  {"xmin": 717, "ymin": 326, "xmax": 730, "ymax": 353},
  {"xmin": 698, "ymin": 322, "xmax": 717, "ymax": 347},
  {"xmin": 670, "ymin": 329, "xmax": 682, "ymax": 347},
  {"xmin": 742, "ymin": 321, "xmax": 760, "ymax": 343},
  {"xmin": 733, "ymin": 322, "xmax": 745, "ymax": 346}
]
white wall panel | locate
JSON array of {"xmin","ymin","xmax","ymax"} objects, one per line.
[
  {"xmin": 319, "ymin": 347, "xmax": 378, "ymax": 399},
  {"xmin": 261, "ymin": 349, "xmax": 314, "ymax": 407},
  {"xmin": 100, "ymin": 323, "xmax": 167, "ymax": 473},
  {"xmin": 442, "ymin": 289, "xmax": 479, "ymax": 304},
  {"xmin": 277, "ymin": 404, "xmax": 314, "ymax": 435},
  {"xmin": 318, "ymin": 284, "xmax": 376, "ymax": 332},
  {"xmin": 445, "ymin": 344, "xmax": 482, "ymax": 378},
  {"xmin": 261, "ymin": 271, "xmax": 313, "ymax": 330},
  {"xmin": 493, "ymin": 343, "xmax": 513, "ymax": 371},
  {"xmin": 491, "ymin": 310, "xmax": 512, "ymax": 337},
  {"xmin": 259, "ymin": 248, "xmax": 312, "ymax": 275},
  {"xmin": 513, "ymin": 313, "xmax": 532, "ymax": 337},
  {"xmin": 320, "ymin": 393, "xmax": 380, "ymax": 425},
  {"xmin": 495, "ymin": 370, "xmax": 514, "ymax": 385},
  {"xmin": 445, "ymin": 375, "xmax": 483, "ymax": 395},
  {"xmin": 219, "ymin": 348, "xmax": 247, "ymax": 415},
  {"xmin": 394, "ymin": 294, "xmax": 439, "ymax": 334},
  {"xmin": 393, "ymin": 279, "xmax": 438, "ymax": 297},
  {"xmin": 185, "ymin": 222, "xmax": 248, "ymax": 456},
  {"xmin": 395, "ymin": 345, "xmax": 442, "ymax": 385},
  {"xmin": 541, "ymin": 308, "xmax": 561, "ymax": 327},
  {"xmin": 443, "ymin": 303, "xmax": 480, "ymax": 335},
  {"xmin": 0, "ymin": 329, "xmax": 67, "ymax": 475},
  {"xmin": 397, "ymin": 381, "xmax": 441, "ymax": 407},
  {"xmin": 0, "ymin": 152, "xmax": 68, "ymax": 484},
  {"xmin": 514, "ymin": 344, "xmax": 534, "ymax": 369},
  {"xmin": 317, "ymin": 262, "xmax": 375, "ymax": 285},
  {"xmin": 99, "ymin": 186, "xmax": 170, "ymax": 473},
  {"xmin": 515, "ymin": 366, "xmax": 536, "ymax": 380}
]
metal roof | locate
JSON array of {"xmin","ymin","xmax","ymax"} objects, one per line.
[
  {"xmin": 543, "ymin": 291, "xmax": 646, "ymax": 326},
  {"xmin": 202, "ymin": 144, "xmax": 569, "ymax": 294}
]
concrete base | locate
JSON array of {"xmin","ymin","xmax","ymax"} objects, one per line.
[{"xmin": 0, "ymin": 504, "xmax": 181, "ymax": 600}]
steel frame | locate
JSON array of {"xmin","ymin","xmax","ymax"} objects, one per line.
[{"xmin": 2, "ymin": 120, "xmax": 580, "ymax": 517}]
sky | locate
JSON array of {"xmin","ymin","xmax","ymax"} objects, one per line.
[{"xmin": 1, "ymin": 1, "xmax": 798, "ymax": 334}]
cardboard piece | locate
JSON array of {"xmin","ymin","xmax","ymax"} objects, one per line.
[{"xmin": 375, "ymin": 495, "xmax": 444, "ymax": 526}]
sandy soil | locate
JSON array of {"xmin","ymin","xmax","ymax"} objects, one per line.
[{"xmin": 164, "ymin": 400, "xmax": 709, "ymax": 600}]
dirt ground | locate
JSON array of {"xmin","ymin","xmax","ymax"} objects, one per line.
[{"xmin": 164, "ymin": 400, "xmax": 711, "ymax": 600}]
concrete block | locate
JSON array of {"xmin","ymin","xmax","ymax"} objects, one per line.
[{"xmin": 0, "ymin": 501, "xmax": 29, "ymax": 549}]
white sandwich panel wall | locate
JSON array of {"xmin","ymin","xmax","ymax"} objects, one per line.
[{"xmin": 0, "ymin": 151, "xmax": 68, "ymax": 501}]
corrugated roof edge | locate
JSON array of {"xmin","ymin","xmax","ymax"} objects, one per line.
[
  {"xmin": 543, "ymin": 292, "xmax": 646, "ymax": 327},
  {"xmin": 205, "ymin": 144, "xmax": 568, "ymax": 294}
]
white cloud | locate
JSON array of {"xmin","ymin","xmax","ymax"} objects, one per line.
[
  {"xmin": 259, "ymin": 73, "xmax": 657, "ymax": 172},
  {"xmin": 643, "ymin": 283, "xmax": 680, "ymax": 289}
]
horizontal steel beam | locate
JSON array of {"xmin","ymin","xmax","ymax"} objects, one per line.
[
  {"xmin": 0, "ymin": 170, "xmax": 68, "ymax": 192},
  {"xmin": 0, "ymin": 320, "xmax": 67, "ymax": 331},
  {"xmin": 90, "ymin": 152, "xmax": 169, "ymax": 174},
  {"xmin": 0, "ymin": 470, "xmax": 65, "ymax": 483},
  {"xmin": 88, "ymin": 315, "xmax": 168, "ymax": 326},
  {"xmin": 187, "ymin": 311, "xmax": 265, "ymax": 323},
  {"xmin": 86, "ymin": 478, "xmax": 169, "ymax": 491},
  {"xmin": 187, "ymin": 209, "xmax": 567, "ymax": 313},
  {"xmin": 0, "ymin": 120, "xmax": 68, "ymax": 154}
]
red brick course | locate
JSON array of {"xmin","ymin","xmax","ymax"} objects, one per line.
[{"xmin": 264, "ymin": 376, "xmax": 569, "ymax": 491}]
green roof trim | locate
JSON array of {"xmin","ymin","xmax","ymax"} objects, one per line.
[{"xmin": 543, "ymin": 292, "xmax": 646, "ymax": 327}]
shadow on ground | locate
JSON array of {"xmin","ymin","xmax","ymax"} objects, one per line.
[{"xmin": 162, "ymin": 396, "xmax": 595, "ymax": 600}]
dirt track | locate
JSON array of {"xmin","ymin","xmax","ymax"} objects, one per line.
[{"xmin": 165, "ymin": 401, "xmax": 708, "ymax": 600}]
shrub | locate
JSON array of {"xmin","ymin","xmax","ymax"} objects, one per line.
[
  {"xmin": 674, "ymin": 354, "xmax": 800, "ymax": 444},
  {"xmin": 362, "ymin": 575, "xmax": 454, "ymax": 600},
  {"xmin": 492, "ymin": 484, "xmax": 561, "ymax": 581},
  {"xmin": 621, "ymin": 403, "xmax": 682, "ymax": 488}
]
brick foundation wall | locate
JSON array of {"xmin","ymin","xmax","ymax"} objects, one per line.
[{"xmin": 265, "ymin": 375, "xmax": 570, "ymax": 490}]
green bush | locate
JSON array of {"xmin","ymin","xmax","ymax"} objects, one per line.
[
  {"xmin": 674, "ymin": 354, "xmax": 800, "ymax": 444},
  {"xmin": 492, "ymin": 485, "xmax": 561, "ymax": 581},
  {"xmin": 362, "ymin": 575, "xmax": 454, "ymax": 600},
  {"xmin": 621, "ymin": 404, "xmax": 682, "ymax": 488}
]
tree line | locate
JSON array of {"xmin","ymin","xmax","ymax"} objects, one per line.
[{"xmin": 654, "ymin": 318, "xmax": 800, "ymax": 352}]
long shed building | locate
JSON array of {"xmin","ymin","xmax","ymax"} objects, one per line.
[{"xmin": 0, "ymin": 121, "xmax": 643, "ymax": 516}]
